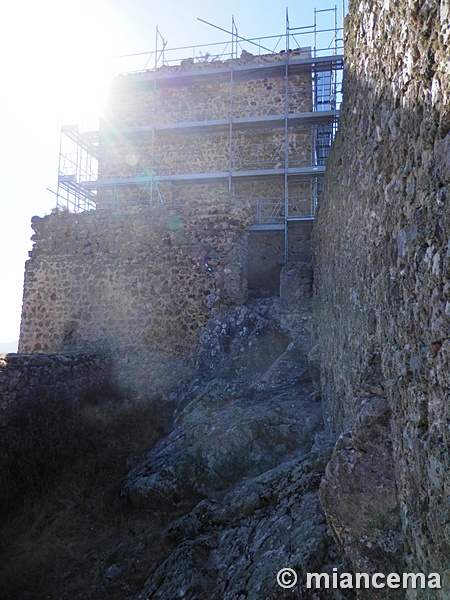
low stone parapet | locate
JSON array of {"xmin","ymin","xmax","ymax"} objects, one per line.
[{"xmin": 0, "ymin": 352, "xmax": 109, "ymax": 424}]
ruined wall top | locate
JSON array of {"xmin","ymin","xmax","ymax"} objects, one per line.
[{"xmin": 114, "ymin": 47, "xmax": 312, "ymax": 82}]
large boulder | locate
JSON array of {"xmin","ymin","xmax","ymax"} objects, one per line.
[
  {"xmin": 195, "ymin": 305, "xmax": 291, "ymax": 382},
  {"xmin": 122, "ymin": 379, "xmax": 321, "ymax": 509},
  {"xmin": 319, "ymin": 397, "xmax": 406, "ymax": 599},
  {"xmin": 136, "ymin": 451, "xmax": 354, "ymax": 600},
  {"xmin": 122, "ymin": 303, "xmax": 321, "ymax": 510},
  {"xmin": 119, "ymin": 300, "xmax": 353, "ymax": 598}
]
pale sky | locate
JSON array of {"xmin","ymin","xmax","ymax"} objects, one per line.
[{"xmin": 0, "ymin": 0, "xmax": 345, "ymax": 348}]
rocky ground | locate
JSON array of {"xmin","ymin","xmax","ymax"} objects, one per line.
[
  {"xmin": 2, "ymin": 291, "xmax": 357, "ymax": 599},
  {"xmin": 85, "ymin": 295, "xmax": 355, "ymax": 599}
]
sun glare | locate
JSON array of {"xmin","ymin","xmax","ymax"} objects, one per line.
[
  {"xmin": 2, "ymin": 1, "xmax": 121, "ymax": 128},
  {"xmin": 49, "ymin": 4, "xmax": 118, "ymax": 125},
  {"xmin": 56, "ymin": 53, "xmax": 114, "ymax": 125}
]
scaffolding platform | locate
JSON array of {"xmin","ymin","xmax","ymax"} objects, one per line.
[{"xmin": 54, "ymin": 6, "xmax": 344, "ymax": 263}]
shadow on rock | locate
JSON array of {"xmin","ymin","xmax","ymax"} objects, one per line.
[
  {"xmin": 121, "ymin": 303, "xmax": 320, "ymax": 510},
  {"xmin": 120, "ymin": 301, "xmax": 355, "ymax": 598}
]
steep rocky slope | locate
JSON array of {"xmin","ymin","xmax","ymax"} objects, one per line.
[
  {"xmin": 114, "ymin": 297, "xmax": 353, "ymax": 599},
  {"xmin": 4, "ymin": 290, "xmax": 355, "ymax": 599}
]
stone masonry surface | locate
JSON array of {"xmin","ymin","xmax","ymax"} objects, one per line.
[
  {"xmin": 313, "ymin": 0, "xmax": 450, "ymax": 595},
  {"xmin": 20, "ymin": 197, "xmax": 252, "ymax": 394},
  {"xmin": 107, "ymin": 54, "xmax": 312, "ymax": 127},
  {"xmin": 0, "ymin": 352, "xmax": 108, "ymax": 424},
  {"xmin": 20, "ymin": 50, "xmax": 315, "ymax": 394},
  {"xmin": 98, "ymin": 50, "xmax": 313, "ymax": 207}
]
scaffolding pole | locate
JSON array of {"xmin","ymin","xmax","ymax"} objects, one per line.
[
  {"xmin": 228, "ymin": 16, "xmax": 237, "ymax": 193},
  {"xmin": 284, "ymin": 7, "xmax": 290, "ymax": 266},
  {"xmin": 149, "ymin": 26, "xmax": 158, "ymax": 206}
]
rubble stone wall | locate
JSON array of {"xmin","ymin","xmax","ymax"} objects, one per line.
[
  {"xmin": 313, "ymin": 0, "xmax": 450, "ymax": 590},
  {"xmin": 248, "ymin": 224, "xmax": 313, "ymax": 292},
  {"xmin": 20, "ymin": 196, "xmax": 252, "ymax": 394},
  {"xmin": 98, "ymin": 51, "xmax": 313, "ymax": 209},
  {"xmin": 108, "ymin": 57, "xmax": 312, "ymax": 127},
  {"xmin": 20, "ymin": 51, "xmax": 315, "ymax": 396},
  {"xmin": 0, "ymin": 352, "xmax": 107, "ymax": 424},
  {"xmin": 101, "ymin": 128, "xmax": 313, "ymax": 180}
]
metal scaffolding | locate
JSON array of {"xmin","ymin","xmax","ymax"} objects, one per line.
[
  {"xmin": 56, "ymin": 124, "xmax": 98, "ymax": 211},
  {"xmin": 54, "ymin": 7, "xmax": 344, "ymax": 263}
]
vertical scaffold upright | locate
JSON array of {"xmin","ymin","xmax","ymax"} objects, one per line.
[
  {"xmin": 229, "ymin": 16, "xmax": 238, "ymax": 194},
  {"xmin": 143, "ymin": 26, "xmax": 167, "ymax": 206},
  {"xmin": 284, "ymin": 8, "xmax": 290, "ymax": 266}
]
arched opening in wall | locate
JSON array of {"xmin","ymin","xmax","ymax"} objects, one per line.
[{"xmin": 246, "ymin": 222, "xmax": 313, "ymax": 296}]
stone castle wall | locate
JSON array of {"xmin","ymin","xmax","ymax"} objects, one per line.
[
  {"xmin": 99, "ymin": 51, "xmax": 313, "ymax": 206},
  {"xmin": 20, "ymin": 194, "xmax": 251, "ymax": 394},
  {"xmin": 248, "ymin": 224, "xmax": 313, "ymax": 292},
  {"xmin": 313, "ymin": 0, "xmax": 450, "ymax": 590},
  {"xmin": 108, "ymin": 52, "xmax": 312, "ymax": 127},
  {"xmin": 0, "ymin": 352, "xmax": 107, "ymax": 424},
  {"xmin": 20, "ymin": 51, "xmax": 314, "ymax": 395},
  {"xmin": 100, "ymin": 127, "xmax": 313, "ymax": 180}
]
